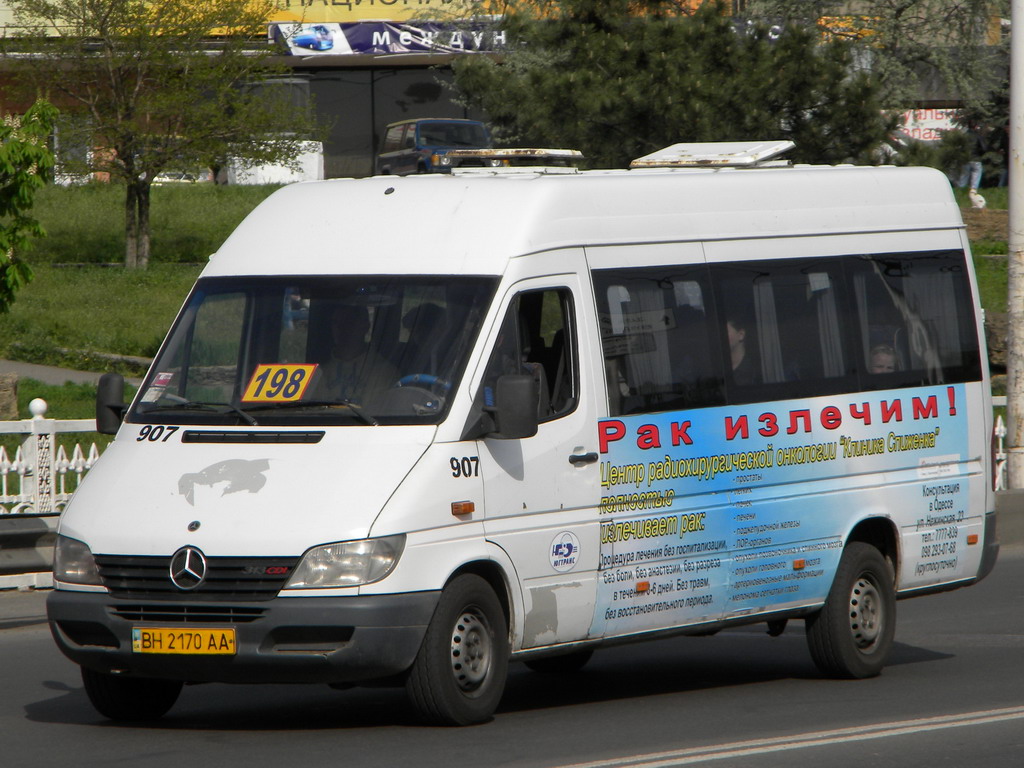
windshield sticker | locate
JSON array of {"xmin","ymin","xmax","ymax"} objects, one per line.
[
  {"xmin": 241, "ymin": 364, "xmax": 318, "ymax": 403},
  {"xmin": 140, "ymin": 371, "xmax": 175, "ymax": 403}
]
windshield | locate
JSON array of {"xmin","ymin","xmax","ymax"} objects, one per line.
[
  {"xmin": 418, "ymin": 121, "xmax": 489, "ymax": 148},
  {"xmin": 130, "ymin": 275, "xmax": 497, "ymax": 427}
]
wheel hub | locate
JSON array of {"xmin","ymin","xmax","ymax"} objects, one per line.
[
  {"xmin": 849, "ymin": 575, "xmax": 882, "ymax": 650},
  {"xmin": 450, "ymin": 608, "xmax": 492, "ymax": 692}
]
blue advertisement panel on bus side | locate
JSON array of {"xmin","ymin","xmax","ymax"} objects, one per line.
[{"xmin": 590, "ymin": 383, "xmax": 977, "ymax": 638}]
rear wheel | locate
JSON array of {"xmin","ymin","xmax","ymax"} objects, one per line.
[
  {"xmin": 406, "ymin": 574, "xmax": 509, "ymax": 726},
  {"xmin": 81, "ymin": 667, "xmax": 182, "ymax": 721},
  {"xmin": 805, "ymin": 542, "xmax": 896, "ymax": 679}
]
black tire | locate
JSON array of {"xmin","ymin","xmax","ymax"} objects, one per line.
[
  {"xmin": 406, "ymin": 574, "xmax": 509, "ymax": 726},
  {"xmin": 805, "ymin": 542, "xmax": 896, "ymax": 679},
  {"xmin": 524, "ymin": 648, "xmax": 594, "ymax": 675},
  {"xmin": 81, "ymin": 667, "xmax": 182, "ymax": 721}
]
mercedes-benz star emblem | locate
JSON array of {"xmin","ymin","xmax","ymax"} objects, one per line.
[{"xmin": 169, "ymin": 546, "xmax": 208, "ymax": 590}]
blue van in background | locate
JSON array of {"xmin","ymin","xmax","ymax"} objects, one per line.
[{"xmin": 376, "ymin": 118, "xmax": 494, "ymax": 175}]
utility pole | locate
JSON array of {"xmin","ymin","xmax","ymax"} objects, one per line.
[{"xmin": 1008, "ymin": 0, "xmax": 1024, "ymax": 486}]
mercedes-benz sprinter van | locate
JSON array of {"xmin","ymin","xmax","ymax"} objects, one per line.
[{"xmin": 48, "ymin": 142, "xmax": 998, "ymax": 725}]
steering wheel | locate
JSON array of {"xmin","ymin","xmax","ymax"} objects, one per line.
[{"xmin": 396, "ymin": 373, "xmax": 451, "ymax": 392}]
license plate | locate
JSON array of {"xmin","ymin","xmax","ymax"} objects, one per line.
[{"xmin": 132, "ymin": 627, "xmax": 236, "ymax": 655}]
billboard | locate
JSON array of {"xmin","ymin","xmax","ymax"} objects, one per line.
[{"xmin": 273, "ymin": 19, "xmax": 505, "ymax": 55}]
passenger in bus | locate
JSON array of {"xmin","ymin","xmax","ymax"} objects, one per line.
[
  {"xmin": 868, "ymin": 344, "xmax": 897, "ymax": 374},
  {"xmin": 321, "ymin": 303, "xmax": 398, "ymax": 403},
  {"xmin": 726, "ymin": 313, "xmax": 759, "ymax": 385}
]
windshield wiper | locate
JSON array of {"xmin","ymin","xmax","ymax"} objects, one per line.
[
  {"xmin": 244, "ymin": 399, "xmax": 378, "ymax": 426},
  {"xmin": 145, "ymin": 400, "xmax": 259, "ymax": 426}
]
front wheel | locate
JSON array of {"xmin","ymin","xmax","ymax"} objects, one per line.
[
  {"xmin": 406, "ymin": 574, "xmax": 509, "ymax": 726},
  {"xmin": 805, "ymin": 542, "xmax": 896, "ymax": 679},
  {"xmin": 81, "ymin": 667, "xmax": 183, "ymax": 721}
]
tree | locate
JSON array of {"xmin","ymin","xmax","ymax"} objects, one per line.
[
  {"xmin": 743, "ymin": 0, "xmax": 1008, "ymax": 112},
  {"xmin": 0, "ymin": 100, "xmax": 56, "ymax": 314},
  {"xmin": 4, "ymin": 0, "xmax": 321, "ymax": 268},
  {"xmin": 450, "ymin": 1, "xmax": 896, "ymax": 168}
]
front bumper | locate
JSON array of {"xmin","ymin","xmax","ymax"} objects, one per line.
[{"xmin": 47, "ymin": 589, "xmax": 440, "ymax": 684}]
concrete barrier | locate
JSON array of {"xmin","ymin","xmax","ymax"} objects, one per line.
[
  {"xmin": 996, "ymin": 490, "xmax": 1024, "ymax": 547},
  {"xmin": 0, "ymin": 516, "xmax": 56, "ymax": 589}
]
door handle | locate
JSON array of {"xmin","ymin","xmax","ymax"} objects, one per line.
[{"xmin": 568, "ymin": 451, "xmax": 598, "ymax": 466}]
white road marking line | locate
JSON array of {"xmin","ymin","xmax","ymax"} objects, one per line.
[{"xmin": 551, "ymin": 706, "xmax": 1024, "ymax": 768}]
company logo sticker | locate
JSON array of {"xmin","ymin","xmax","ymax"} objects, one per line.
[{"xmin": 550, "ymin": 531, "xmax": 581, "ymax": 572}]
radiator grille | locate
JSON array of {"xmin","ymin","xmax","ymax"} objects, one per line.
[
  {"xmin": 110, "ymin": 603, "xmax": 266, "ymax": 623},
  {"xmin": 95, "ymin": 554, "xmax": 298, "ymax": 601}
]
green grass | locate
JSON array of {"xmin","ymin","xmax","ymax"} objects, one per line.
[
  {"xmin": 29, "ymin": 181, "xmax": 279, "ymax": 264},
  {"xmin": 973, "ymin": 253, "xmax": 1009, "ymax": 314},
  {"xmin": 0, "ymin": 264, "xmax": 202, "ymax": 373},
  {"xmin": 952, "ymin": 186, "xmax": 1008, "ymax": 210}
]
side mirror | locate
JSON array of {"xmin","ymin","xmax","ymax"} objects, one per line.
[
  {"xmin": 96, "ymin": 372, "xmax": 126, "ymax": 435},
  {"xmin": 490, "ymin": 374, "xmax": 539, "ymax": 439}
]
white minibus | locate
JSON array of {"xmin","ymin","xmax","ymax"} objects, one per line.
[{"xmin": 47, "ymin": 142, "xmax": 998, "ymax": 725}]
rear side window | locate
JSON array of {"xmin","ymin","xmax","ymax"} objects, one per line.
[
  {"xmin": 594, "ymin": 250, "xmax": 982, "ymax": 416},
  {"xmin": 848, "ymin": 252, "xmax": 982, "ymax": 388}
]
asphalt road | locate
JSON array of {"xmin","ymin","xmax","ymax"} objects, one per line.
[{"xmin": 1, "ymin": 544, "xmax": 1022, "ymax": 768}]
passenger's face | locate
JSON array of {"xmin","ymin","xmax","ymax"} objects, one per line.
[
  {"xmin": 870, "ymin": 352, "xmax": 895, "ymax": 374},
  {"xmin": 727, "ymin": 321, "xmax": 745, "ymax": 351}
]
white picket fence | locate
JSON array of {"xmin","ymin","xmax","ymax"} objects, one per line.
[
  {"xmin": 0, "ymin": 398, "xmax": 101, "ymax": 589},
  {"xmin": 0, "ymin": 399, "xmax": 100, "ymax": 515}
]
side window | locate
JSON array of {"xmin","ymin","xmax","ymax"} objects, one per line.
[
  {"xmin": 382, "ymin": 125, "xmax": 405, "ymax": 154},
  {"xmin": 850, "ymin": 252, "xmax": 981, "ymax": 387},
  {"xmin": 479, "ymin": 288, "xmax": 577, "ymax": 422},
  {"xmin": 594, "ymin": 267, "xmax": 723, "ymax": 416},
  {"xmin": 712, "ymin": 260, "xmax": 851, "ymax": 402}
]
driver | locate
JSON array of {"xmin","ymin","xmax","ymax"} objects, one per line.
[{"xmin": 321, "ymin": 303, "xmax": 398, "ymax": 405}]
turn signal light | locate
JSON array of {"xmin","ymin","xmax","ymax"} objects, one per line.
[{"xmin": 451, "ymin": 501, "xmax": 475, "ymax": 517}]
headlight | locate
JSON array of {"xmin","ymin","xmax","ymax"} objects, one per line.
[
  {"xmin": 432, "ymin": 153, "xmax": 452, "ymax": 167},
  {"xmin": 286, "ymin": 535, "xmax": 405, "ymax": 589},
  {"xmin": 53, "ymin": 535, "xmax": 102, "ymax": 586}
]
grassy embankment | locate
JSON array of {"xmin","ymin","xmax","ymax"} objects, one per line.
[{"xmin": 0, "ymin": 183, "xmax": 1012, "ymax": 426}]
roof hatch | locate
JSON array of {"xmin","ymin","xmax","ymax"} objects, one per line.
[{"xmin": 629, "ymin": 140, "xmax": 795, "ymax": 169}]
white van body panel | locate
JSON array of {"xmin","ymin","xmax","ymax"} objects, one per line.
[
  {"xmin": 205, "ymin": 165, "xmax": 960, "ymax": 279},
  {"xmin": 61, "ymin": 424, "xmax": 434, "ymax": 557}
]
